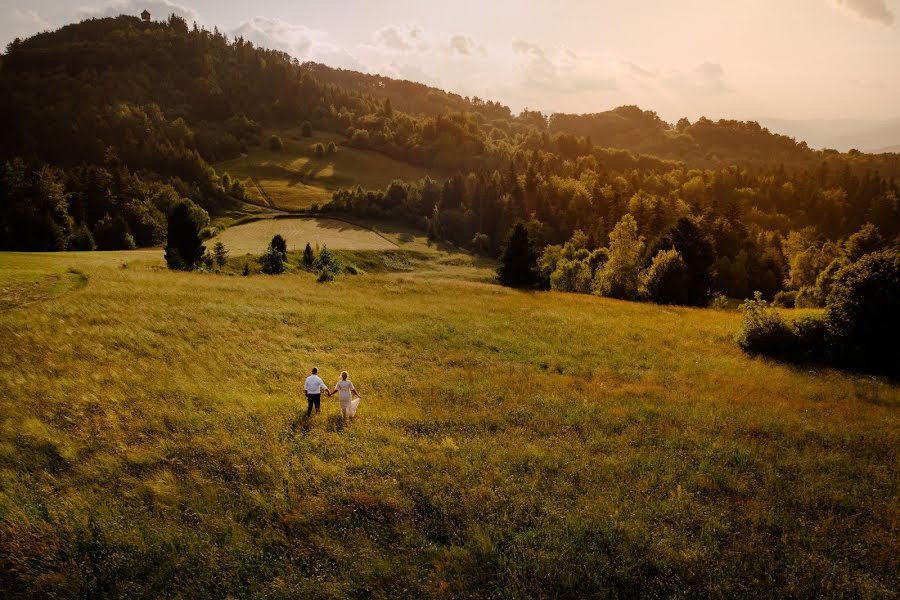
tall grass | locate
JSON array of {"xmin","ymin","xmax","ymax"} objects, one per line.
[{"xmin": 0, "ymin": 251, "xmax": 897, "ymax": 598}]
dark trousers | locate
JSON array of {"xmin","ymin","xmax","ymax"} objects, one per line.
[{"xmin": 306, "ymin": 393, "xmax": 321, "ymax": 416}]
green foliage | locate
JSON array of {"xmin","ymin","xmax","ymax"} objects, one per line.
[
  {"xmin": 641, "ymin": 249, "xmax": 689, "ymax": 305},
  {"xmin": 497, "ymin": 221, "xmax": 539, "ymax": 287},
  {"xmin": 259, "ymin": 246, "xmax": 285, "ymax": 275},
  {"xmin": 270, "ymin": 234, "xmax": 287, "ymax": 258},
  {"xmin": 827, "ymin": 250, "xmax": 900, "ymax": 375},
  {"xmin": 164, "ymin": 202, "xmax": 208, "ymax": 270},
  {"xmin": 594, "ymin": 214, "xmax": 644, "ymax": 300},
  {"xmin": 844, "ymin": 223, "xmax": 884, "ymax": 262},
  {"xmin": 269, "ymin": 135, "xmax": 284, "ymax": 152},
  {"xmin": 302, "ymin": 242, "xmax": 315, "ymax": 270},
  {"xmin": 736, "ymin": 293, "xmax": 804, "ymax": 359},
  {"xmin": 212, "ymin": 241, "xmax": 228, "ymax": 270},
  {"xmin": 314, "ymin": 245, "xmax": 341, "ymax": 282},
  {"xmin": 550, "ymin": 258, "xmax": 593, "ymax": 293}
]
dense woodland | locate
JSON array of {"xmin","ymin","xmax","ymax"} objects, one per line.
[{"xmin": 1, "ymin": 15, "xmax": 898, "ymax": 311}]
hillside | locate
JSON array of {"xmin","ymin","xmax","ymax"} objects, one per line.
[
  {"xmin": 218, "ymin": 127, "xmax": 447, "ymax": 211},
  {"xmin": 0, "ymin": 248, "xmax": 897, "ymax": 597}
]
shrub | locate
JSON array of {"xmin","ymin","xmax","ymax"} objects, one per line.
[
  {"xmin": 350, "ymin": 129, "xmax": 370, "ymax": 147},
  {"xmin": 314, "ymin": 245, "xmax": 341, "ymax": 281},
  {"xmin": 641, "ymin": 249, "xmax": 689, "ymax": 305},
  {"xmin": 269, "ymin": 134, "xmax": 284, "ymax": 152},
  {"xmin": 270, "ymin": 234, "xmax": 287, "ymax": 258},
  {"xmin": 550, "ymin": 259, "xmax": 592, "ymax": 293},
  {"xmin": 300, "ymin": 121, "xmax": 313, "ymax": 137},
  {"xmin": 736, "ymin": 293, "xmax": 797, "ymax": 359},
  {"xmin": 773, "ymin": 290, "xmax": 796, "ymax": 308},
  {"xmin": 302, "ymin": 243, "xmax": 315, "ymax": 269},
  {"xmin": 827, "ymin": 250, "xmax": 900, "ymax": 374},
  {"xmin": 259, "ymin": 246, "xmax": 284, "ymax": 274}
]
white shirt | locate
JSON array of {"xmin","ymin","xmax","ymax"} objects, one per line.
[{"xmin": 304, "ymin": 374, "xmax": 327, "ymax": 395}]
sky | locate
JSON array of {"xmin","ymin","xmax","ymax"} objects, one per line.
[{"xmin": 3, "ymin": 0, "xmax": 899, "ymax": 124}]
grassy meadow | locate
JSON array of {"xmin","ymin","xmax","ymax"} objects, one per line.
[
  {"xmin": 0, "ymin": 245, "xmax": 898, "ymax": 598},
  {"xmin": 218, "ymin": 129, "xmax": 446, "ymax": 211},
  {"xmin": 213, "ymin": 217, "xmax": 398, "ymax": 256}
]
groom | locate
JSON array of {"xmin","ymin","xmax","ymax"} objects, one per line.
[{"xmin": 303, "ymin": 367, "xmax": 328, "ymax": 417}]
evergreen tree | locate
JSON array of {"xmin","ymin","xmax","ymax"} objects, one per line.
[
  {"xmin": 164, "ymin": 201, "xmax": 207, "ymax": 270},
  {"xmin": 213, "ymin": 240, "xmax": 228, "ymax": 269},
  {"xmin": 302, "ymin": 242, "xmax": 315, "ymax": 269},
  {"xmin": 497, "ymin": 221, "xmax": 539, "ymax": 287},
  {"xmin": 270, "ymin": 234, "xmax": 287, "ymax": 258}
]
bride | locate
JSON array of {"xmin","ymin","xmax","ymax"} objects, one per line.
[{"xmin": 329, "ymin": 371, "xmax": 361, "ymax": 420}]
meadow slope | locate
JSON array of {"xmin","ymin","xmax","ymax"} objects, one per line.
[
  {"xmin": 218, "ymin": 129, "xmax": 446, "ymax": 211},
  {"xmin": 0, "ymin": 250, "xmax": 897, "ymax": 598}
]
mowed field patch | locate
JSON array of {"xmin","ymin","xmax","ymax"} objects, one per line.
[
  {"xmin": 213, "ymin": 217, "xmax": 397, "ymax": 255},
  {"xmin": 218, "ymin": 129, "xmax": 446, "ymax": 211}
]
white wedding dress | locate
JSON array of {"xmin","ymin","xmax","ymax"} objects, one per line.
[{"xmin": 335, "ymin": 379, "xmax": 360, "ymax": 416}]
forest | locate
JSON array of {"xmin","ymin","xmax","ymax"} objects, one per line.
[{"xmin": 1, "ymin": 14, "xmax": 898, "ymax": 312}]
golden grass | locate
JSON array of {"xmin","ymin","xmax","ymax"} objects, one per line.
[
  {"xmin": 218, "ymin": 129, "xmax": 446, "ymax": 211},
  {"xmin": 212, "ymin": 217, "xmax": 398, "ymax": 255},
  {"xmin": 0, "ymin": 249, "xmax": 897, "ymax": 597}
]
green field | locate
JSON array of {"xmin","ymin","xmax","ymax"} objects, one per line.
[
  {"xmin": 218, "ymin": 130, "xmax": 445, "ymax": 211},
  {"xmin": 0, "ymin": 246, "xmax": 897, "ymax": 598}
]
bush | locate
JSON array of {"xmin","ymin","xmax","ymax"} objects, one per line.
[
  {"xmin": 302, "ymin": 243, "xmax": 315, "ymax": 269},
  {"xmin": 300, "ymin": 121, "xmax": 313, "ymax": 137},
  {"xmin": 550, "ymin": 259, "xmax": 592, "ymax": 293},
  {"xmin": 269, "ymin": 134, "xmax": 284, "ymax": 152},
  {"xmin": 773, "ymin": 290, "xmax": 796, "ymax": 308},
  {"xmin": 736, "ymin": 293, "xmax": 798, "ymax": 359},
  {"xmin": 314, "ymin": 245, "xmax": 341, "ymax": 281},
  {"xmin": 270, "ymin": 234, "xmax": 287, "ymax": 258},
  {"xmin": 259, "ymin": 246, "xmax": 285, "ymax": 274},
  {"xmin": 827, "ymin": 250, "xmax": 900, "ymax": 374},
  {"xmin": 641, "ymin": 249, "xmax": 689, "ymax": 305}
]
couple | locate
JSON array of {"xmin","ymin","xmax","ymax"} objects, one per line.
[{"xmin": 303, "ymin": 367, "xmax": 362, "ymax": 420}]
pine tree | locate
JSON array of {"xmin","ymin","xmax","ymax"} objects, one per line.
[
  {"xmin": 497, "ymin": 221, "xmax": 539, "ymax": 287},
  {"xmin": 164, "ymin": 202, "xmax": 206, "ymax": 270}
]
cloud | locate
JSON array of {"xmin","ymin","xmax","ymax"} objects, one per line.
[
  {"xmin": 9, "ymin": 9, "xmax": 50, "ymax": 37},
  {"xmin": 511, "ymin": 39, "xmax": 618, "ymax": 94},
  {"xmin": 829, "ymin": 0, "xmax": 895, "ymax": 24},
  {"xmin": 79, "ymin": 0, "xmax": 201, "ymax": 24},
  {"xmin": 370, "ymin": 25, "xmax": 427, "ymax": 53},
  {"xmin": 664, "ymin": 62, "xmax": 732, "ymax": 95},
  {"xmin": 448, "ymin": 34, "xmax": 477, "ymax": 56},
  {"xmin": 230, "ymin": 17, "xmax": 362, "ymax": 70}
]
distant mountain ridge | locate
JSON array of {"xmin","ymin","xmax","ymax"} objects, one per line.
[{"xmin": 759, "ymin": 118, "xmax": 900, "ymax": 152}]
